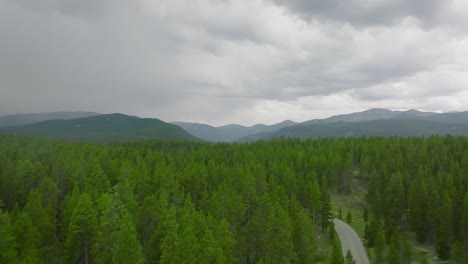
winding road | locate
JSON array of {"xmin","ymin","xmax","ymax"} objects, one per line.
[{"xmin": 333, "ymin": 219, "xmax": 370, "ymax": 264}]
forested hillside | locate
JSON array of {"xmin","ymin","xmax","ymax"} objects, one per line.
[
  {"xmin": 0, "ymin": 112, "xmax": 100, "ymax": 127},
  {"xmin": 0, "ymin": 135, "xmax": 467, "ymax": 263},
  {"xmin": 0, "ymin": 114, "xmax": 200, "ymax": 142}
]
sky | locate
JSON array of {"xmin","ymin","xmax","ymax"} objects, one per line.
[{"xmin": 1, "ymin": 0, "xmax": 468, "ymax": 126}]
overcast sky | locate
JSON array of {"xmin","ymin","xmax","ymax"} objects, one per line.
[{"xmin": 1, "ymin": 0, "xmax": 468, "ymax": 126}]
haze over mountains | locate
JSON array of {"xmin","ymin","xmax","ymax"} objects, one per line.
[
  {"xmin": 239, "ymin": 108, "xmax": 468, "ymax": 141},
  {"xmin": 1, "ymin": 108, "xmax": 468, "ymax": 142},
  {"xmin": 173, "ymin": 120, "xmax": 297, "ymax": 142}
]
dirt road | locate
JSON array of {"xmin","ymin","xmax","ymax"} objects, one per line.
[{"xmin": 333, "ymin": 219, "xmax": 370, "ymax": 264}]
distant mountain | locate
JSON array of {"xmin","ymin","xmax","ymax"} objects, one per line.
[
  {"xmin": 238, "ymin": 109, "xmax": 468, "ymax": 141},
  {"xmin": 0, "ymin": 113, "xmax": 200, "ymax": 142},
  {"xmin": 303, "ymin": 108, "xmax": 410, "ymax": 125},
  {"xmin": 174, "ymin": 120, "xmax": 297, "ymax": 142},
  {"xmin": 0, "ymin": 111, "xmax": 101, "ymax": 127}
]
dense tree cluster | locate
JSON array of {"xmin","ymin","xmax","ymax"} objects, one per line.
[
  {"xmin": 0, "ymin": 136, "xmax": 329, "ymax": 263},
  {"xmin": 363, "ymin": 136, "xmax": 468, "ymax": 261},
  {"xmin": 0, "ymin": 135, "xmax": 467, "ymax": 263}
]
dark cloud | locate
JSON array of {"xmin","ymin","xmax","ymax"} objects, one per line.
[
  {"xmin": 0, "ymin": 0, "xmax": 467, "ymax": 125},
  {"xmin": 273, "ymin": 0, "xmax": 450, "ymax": 26}
]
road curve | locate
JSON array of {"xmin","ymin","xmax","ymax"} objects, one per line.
[{"xmin": 333, "ymin": 219, "xmax": 370, "ymax": 264}]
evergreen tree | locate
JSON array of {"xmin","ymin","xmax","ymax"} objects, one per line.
[
  {"xmin": 436, "ymin": 190, "xmax": 452, "ymax": 260},
  {"xmin": 64, "ymin": 193, "xmax": 97, "ymax": 264},
  {"xmin": 329, "ymin": 236, "xmax": 344, "ymax": 264},
  {"xmin": 365, "ymin": 218, "xmax": 379, "ymax": 247},
  {"xmin": 401, "ymin": 234, "xmax": 412, "ymax": 264},
  {"xmin": 346, "ymin": 211, "xmax": 352, "ymax": 223},
  {"xmin": 159, "ymin": 207, "xmax": 181, "ymax": 264},
  {"xmin": 387, "ymin": 239, "xmax": 399, "ymax": 264},
  {"xmin": 24, "ymin": 189, "xmax": 55, "ymax": 262},
  {"xmin": 345, "ymin": 249, "xmax": 355, "ymax": 264},
  {"xmin": 0, "ymin": 207, "xmax": 17, "ymax": 263},
  {"xmin": 263, "ymin": 201, "xmax": 296, "ymax": 264},
  {"xmin": 291, "ymin": 200, "xmax": 316, "ymax": 264},
  {"xmin": 451, "ymin": 240, "xmax": 462, "ymax": 262},
  {"xmin": 462, "ymin": 192, "xmax": 468, "ymax": 242},
  {"xmin": 113, "ymin": 210, "xmax": 145, "ymax": 264},
  {"xmin": 320, "ymin": 176, "xmax": 332, "ymax": 232},
  {"xmin": 93, "ymin": 193, "xmax": 122, "ymax": 264},
  {"xmin": 374, "ymin": 229, "xmax": 385, "ymax": 263},
  {"xmin": 12, "ymin": 211, "xmax": 40, "ymax": 263},
  {"xmin": 408, "ymin": 168, "xmax": 429, "ymax": 243}
]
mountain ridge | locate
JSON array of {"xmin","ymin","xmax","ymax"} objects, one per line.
[
  {"xmin": 238, "ymin": 109, "xmax": 468, "ymax": 141},
  {"xmin": 0, "ymin": 111, "xmax": 101, "ymax": 127},
  {"xmin": 0, "ymin": 113, "xmax": 201, "ymax": 142}
]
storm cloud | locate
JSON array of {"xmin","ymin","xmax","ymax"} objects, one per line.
[{"xmin": 1, "ymin": 0, "xmax": 467, "ymax": 125}]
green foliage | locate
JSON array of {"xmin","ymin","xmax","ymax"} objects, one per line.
[
  {"xmin": 451, "ymin": 240, "xmax": 462, "ymax": 262},
  {"xmin": 64, "ymin": 193, "xmax": 97, "ymax": 264},
  {"xmin": 346, "ymin": 210, "xmax": 352, "ymax": 223},
  {"xmin": 0, "ymin": 135, "xmax": 467, "ymax": 263},
  {"xmin": 387, "ymin": 239, "xmax": 399, "ymax": 264},
  {"xmin": 374, "ymin": 228, "xmax": 385, "ymax": 263},
  {"xmin": 113, "ymin": 211, "xmax": 145, "ymax": 264},
  {"xmin": 345, "ymin": 249, "xmax": 355, "ymax": 264},
  {"xmin": 401, "ymin": 234, "xmax": 412, "ymax": 264},
  {"xmin": 0, "ymin": 208, "xmax": 17, "ymax": 263},
  {"xmin": 330, "ymin": 236, "xmax": 344, "ymax": 264}
]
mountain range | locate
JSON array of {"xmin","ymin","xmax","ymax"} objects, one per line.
[
  {"xmin": 238, "ymin": 108, "xmax": 468, "ymax": 141},
  {"xmin": 173, "ymin": 120, "xmax": 296, "ymax": 142},
  {"xmin": 1, "ymin": 108, "xmax": 468, "ymax": 142}
]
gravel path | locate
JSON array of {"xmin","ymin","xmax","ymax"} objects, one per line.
[{"xmin": 333, "ymin": 219, "xmax": 370, "ymax": 264}]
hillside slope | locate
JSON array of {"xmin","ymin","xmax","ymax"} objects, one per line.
[
  {"xmin": 0, "ymin": 113, "xmax": 200, "ymax": 142},
  {"xmin": 0, "ymin": 111, "xmax": 101, "ymax": 127}
]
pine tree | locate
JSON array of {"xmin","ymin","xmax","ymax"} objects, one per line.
[
  {"xmin": 346, "ymin": 211, "xmax": 352, "ymax": 223},
  {"xmin": 320, "ymin": 176, "xmax": 332, "ymax": 232},
  {"xmin": 290, "ymin": 198, "xmax": 316, "ymax": 264},
  {"xmin": 24, "ymin": 189, "xmax": 55, "ymax": 262},
  {"xmin": 93, "ymin": 193, "xmax": 122, "ymax": 264},
  {"xmin": 0, "ymin": 208, "xmax": 17, "ymax": 263},
  {"xmin": 113, "ymin": 210, "xmax": 145, "ymax": 264},
  {"xmin": 12, "ymin": 211, "xmax": 39, "ymax": 263},
  {"xmin": 462, "ymin": 192, "xmax": 468, "ymax": 242},
  {"xmin": 329, "ymin": 236, "xmax": 344, "ymax": 264},
  {"xmin": 374, "ymin": 229, "xmax": 385, "ymax": 263},
  {"xmin": 436, "ymin": 190, "xmax": 452, "ymax": 260},
  {"xmin": 401, "ymin": 234, "xmax": 412, "ymax": 264},
  {"xmin": 345, "ymin": 249, "xmax": 355, "ymax": 264},
  {"xmin": 408, "ymin": 168, "xmax": 429, "ymax": 243},
  {"xmin": 159, "ymin": 207, "xmax": 182, "ymax": 264},
  {"xmin": 451, "ymin": 240, "xmax": 462, "ymax": 262},
  {"xmin": 387, "ymin": 239, "xmax": 399, "ymax": 264},
  {"xmin": 366, "ymin": 218, "xmax": 379, "ymax": 247},
  {"xmin": 64, "ymin": 193, "xmax": 97, "ymax": 264},
  {"xmin": 263, "ymin": 201, "xmax": 296, "ymax": 264}
]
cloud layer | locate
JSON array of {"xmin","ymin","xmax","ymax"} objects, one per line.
[{"xmin": 1, "ymin": 0, "xmax": 467, "ymax": 125}]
